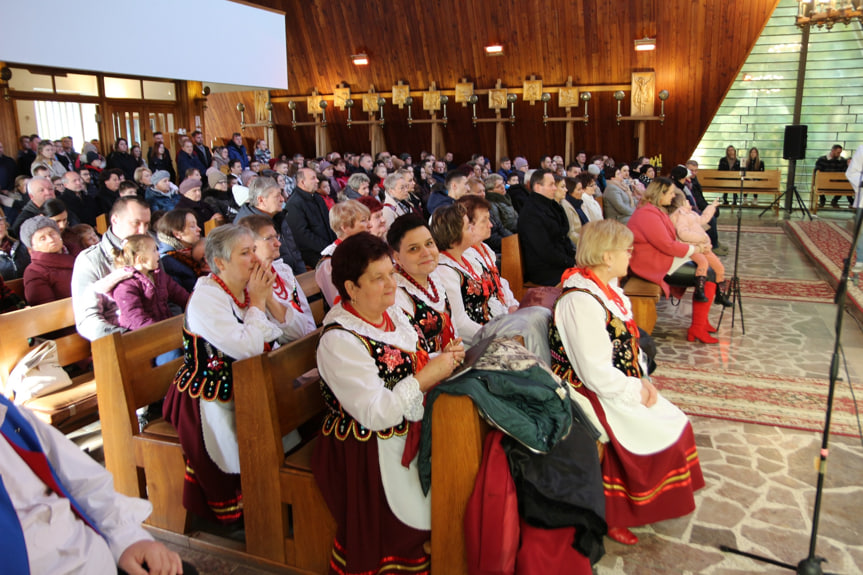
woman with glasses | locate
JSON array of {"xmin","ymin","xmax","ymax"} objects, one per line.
[{"xmin": 548, "ymin": 219, "xmax": 703, "ymax": 547}]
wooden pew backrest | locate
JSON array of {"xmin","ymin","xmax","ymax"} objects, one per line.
[
  {"xmin": 297, "ymin": 269, "xmax": 326, "ymax": 326},
  {"xmin": 811, "ymin": 171, "xmax": 855, "ymax": 213},
  {"xmin": 5, "ymin": 278, "xmax": 24, "ymax": 300},
  {"xmin": 0, "ymin": 298, "xmax": 97, "ymax": 431},
  {"xmin": 92, "ymin": 314, "xmax": 188, "ymax": 533},
  {"xmin": 234, "ymin": 327, "xmax": 335, "ymax": 572}
]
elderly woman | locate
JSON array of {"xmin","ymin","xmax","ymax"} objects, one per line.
[
  {"xmin": 388, "ymin": 214, "xmax": 458, "ymax": 353},
  {"xmin": 603, "ymin": 165, "xmax": 637, "ymax": 223},
  {"xmin": 21, "ymin": 215, "xmax": 75, "ymax": 306},
  {"xmin": 175, "ymin": 178, "xmax": 223, "ymax": 230},
  {"xmin": 237, "ymin": 214, "xmax": 316, "ymax": 343},
  {"xmin": 164, "ymin": 224, "xmax": 282, "ymax": 525},
  {"xmin": 343, "ymin": 172, "xmax": 371, "ymax": 201},
  {"xmin": 312, "ymin": 232, "xmax": 464, "ymax": 574},
  {"xmin": 356, "ymin": 195, "xmax": 386, "ymax": 239},
  {"xmin": 549, "ymin": 219, "xmax": 704, "ymax": 546},
  {"xmin": 133, "ymin": 166, "xmax": 152, "ymax": 195},
  {"xmin": 316, "ymin": 200, "xmax": 371, "ymax": 306},
  {"xmin": 157, "ymin": 209, "xmax": 206, "ymax": 292},
  {"xmin": 627, "ymin": 178, "xmax": 718, "ymax": 343}
]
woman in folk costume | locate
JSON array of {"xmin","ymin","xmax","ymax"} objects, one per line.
[
  {"xmin": 548, "ymin": 219, "xmax": 704, "ymax": 545},
  {"xmin": 164, "ymin": 225, "xmax": 283, "ymax": 525},
  {"xmin": 388, "ymin": 214, "xmax": 459, "ymax": 353},
  {"xmin": 312, "ymin": 232, "xmax": 464, "ymax": 574}
]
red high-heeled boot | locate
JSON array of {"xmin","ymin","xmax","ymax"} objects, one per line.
[{"xmin": 687, "ymin": 281, "xmax": 719, "ymax": 344}]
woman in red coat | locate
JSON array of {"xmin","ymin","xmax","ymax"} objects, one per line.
[
  {"xmin": 20, "ymin": 216, "xmax": 75, "ymax": 306},
  {"xmin": 627, "ymin": 178, "xmax": 719, "ymax": 343}
]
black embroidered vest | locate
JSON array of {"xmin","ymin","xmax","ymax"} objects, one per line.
[
  {"xmin": 406, "ymin": 292, "xmax": 452, "ymax": 354},
  {"xmin": 319, "ymin": 324, "xmax": 418, "ymax": 441},
  {"xmin": 174, "ymin": 327, "xmax": 236, "ymax": 402},
  {"xmin": 548, "ymin": 287, "xmax": 642, "ymax": 390}
]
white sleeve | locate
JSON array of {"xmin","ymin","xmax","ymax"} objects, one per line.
[
  {"xmin": 23, "ymin": 404, "xmax": 154, "ymax": 562},
  {"xmin": 481, "ymin": 243, "xmax": 518, "ymax": 308},
  {"xmin": 555, "ymin": 291, "xmax": 643, "ymax": 406},
  {"xmin": 186, "ymin": 282, "xmax": 283, "ymax": 360},
  {"xmin": 317, "ymin": 328, "xmax": 424, "ymax": 429},
  {"xmin": 271, "ymin": 263, "xmax": 316, "ymax": 343},
  {"xmin": 315, "ymin": 258, "xmax": 340, "ymax": 307},
  {"xmin": 437, "ymin": 264, "xmax": 482, "ymax": 345}
]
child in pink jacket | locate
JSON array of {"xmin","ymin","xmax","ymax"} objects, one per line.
[{"xmin": 668, "ymin": 191, "xmax": 732, "ymax": 307}]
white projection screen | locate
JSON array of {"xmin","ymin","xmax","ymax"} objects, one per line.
[{"xmin": 0, "ymin": 0, "xmax": 288, "ymax": 90}]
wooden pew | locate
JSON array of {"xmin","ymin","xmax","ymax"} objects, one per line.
[
  {"xmin": 92, "ymin": 315, "xmax": 189, "ymax": 533},
  {"xmin": 622, "ymin": 276, "xmax": 661, "ymax": 334},
  {"xmin": 297, "ymin": 269, "xmax": 326, "ymax": 326},
  {"xmin": 5, "ymin": 277, "xmax": 24, "ymax": 300},
  {"xmin": 811, "ymin": 171, "xmax": 854, "ymax": 213},
  {"xmin": 233, "ymin": 328, "xmax": 335, "ymax": 573},
  {"xmin": 0, "ymin": 298, "xmax": 98, "ymax": 432},
  {"xmin": 501, "ymin": 233, "xmax": 539, "ymax": 302},
  {"xmin": 697, "ymin": 169, "xmax": 782, "ymax": 211},
  {"xmin": 95, "ymin": 213, "xmax": 108, "ymax": 235},
  {"xmin": 234, "ymin": 329, "xmax": 492, "ymax": 575}
]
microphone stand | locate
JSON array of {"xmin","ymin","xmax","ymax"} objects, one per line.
[
  {"xmin": 719, "ymin": 165, "xmax": 863, "ymax": 575},
  {"xmin": 717, "ymin": 168, "xmax": 745, "ymax": 333}
]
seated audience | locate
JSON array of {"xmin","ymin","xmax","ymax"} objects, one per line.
[
  {"xmin": 12, "ymin": 176, "xmax": 56, "ymax": 237},
  {"xmin": 164, "ymin": 224, "xmax": 283, "ymax": 525},
  {"xmin": 21, "ymin": 215, "xmax": 75, "ymax": 306},
  {"xmin": 110, "ymin": 234, "xmax": 189, "ymax": 331},
  {"xmin": 145, "ymin": 169, "xmax": 180, "ymax": 212},
  {"xmin": 235, "ymin": 176, "xmax": 305, "ymax": 275},
  {"xmin": 357, "ymin": 195, "xmax": 386, "ymax": 239},
  {"xmin": 312, "ymin": 232, "xmax": 465, "ymax": 574},
  {"xmin": 342, "ymin": 172, "xmax": 371, "ymax": 200},
  {"xmin": 176, "ymin": 139, "xmax": 207, "ymax": 182},
  {"xmin": 0, "ymin": 395, "xmax": 194, "ymax": 575},
  {"xmin": 71, "ymin": 197, "xmax": 152, "ymax": 341},
  {"xmin": 237, "ymin": 215, "xmax": 316, "ymax": 342},
  {"xmin": 156, "ymin": 209, "xmax": 206, "ymax": 293},
  {"xmin": 602, "ymin": 165, "xmax": 637, "ymax": 223},
  {"xmin": 627, "ymin": 179, "xmax": 716, "ymax": 343},
  {"xmin": 517, "ymin": 168, "xmax": 574, "ymax": 286},
  {"xmin": 484, "ymin": 174, "xmax": 518, "ymax": 234},
  {"xmin": 316, "ymin": 200, "xmax": 371, "ymax": 307},
  {"xmin": 432, "ymin": 203, "xmax": 517, "ymax": 345},
  {"xmin": 175, "ymin": 178, "xmax": 223, "ymax": 230},
  {"xmin": 64, "ymin": 223, "xmax": 100, "ymax": 257},
  {"xmin": 381, "ymin": 172, "xmax": 413, "ymax": 231},
  {"xmin": 134, "ymin": 166, "xmax": 152, "ymax": 196},
  {"xmin": 388, "ymin": 214, "xmax": 459, "ymax": 353},
  {"xmin": 427, "ymin": 170, "xmax": 467, "ymax": 214},
  {"xmin": 59, "ymin": 170, "xmax": 99, "ymax": 227},
  {"xmin": 0, "ymin": 206, "xmax": 28, "ymax": 280},
  {"xmin": 96, "ymin": 168, "xmax": 123, "ymax": 216},
  {"xmin": 549, "ymin": 219, "xmax": 704, "ymax": 545},
  {"xmin": 150, "ymin": 141, "xmax": 176, "ymax": 183},
  {"xmin": 285, "ymin": 167, "xmax": 337, "ymax": 267}
]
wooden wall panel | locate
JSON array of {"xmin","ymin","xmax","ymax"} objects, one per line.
[{"xmin": 211, "ymin": 0, "xmax": 779, "ymax": 170}]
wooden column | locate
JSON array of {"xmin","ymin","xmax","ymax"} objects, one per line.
[
  {"xmin": 431, "ymin": 117, "xmax": 444, "ymax": 158},
  {"xmin": 564, "ymin": 110, "xmax": 574, "ymax": 165},
  {"xmin": 495, "ymin": 119, "xmax": 507, "ymax": 168},
  {"xmin": 315, "ymin": 123, "xmax": 329, "ymax": 158},
  {"xmin": 0, "ymin": 62, "xmax": 18, "ymax": 158},
  {"xmin": 369, "ymin": 119, "xmax": 386, "ymax": 157}
]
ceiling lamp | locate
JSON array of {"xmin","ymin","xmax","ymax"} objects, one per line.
[
  {"xmin": 634, "ymin": 37, "xmax": 656, "ymax": 51},
  {"xmin": 351, "ymin": 53, "xmax": 369, "ymax": 66},
  {"xmin": 484, "ymin": 44, "xmax": 504, "ymax": 56}
]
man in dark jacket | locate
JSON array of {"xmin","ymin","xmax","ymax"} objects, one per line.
[
  {"xmin": 226, "ymin": 133, "xmax": 249, "ymax": 169},
  {"xmin": 285, "ymin": 168, "xmax": 336, "ymax": 268},
  {"xmin": 60, "ymin": 170, "xmax": 99, "ymax": 227},
  {"xmin": 190, "ymin": 130, "xmax": 212, "ymax": 168},
  {"xmin": 176, "ymin": 139, "xmax": 207, "ymax": 182},
  {"xmin": 235, "ymin": 177, "xmax": 305, "ymax": 275},
  {"xmin": 105, "ymin": 138, "xmax": 139, "ymax": 181},
  {"xmin": 517, "ymin": 169, "xmax": 574, "ymax": 286},
  {"xmin": 427, "ymin": 170, "xmax": 467, "ymax": 215},
  {"xmin": 11, "ymin": 176, "xmax": 55, "ymax": 236}
]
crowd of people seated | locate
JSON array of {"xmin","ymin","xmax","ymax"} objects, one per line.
[{"xmin": 0, "ymin": 131, "xmax": 733, "ymax": 573}]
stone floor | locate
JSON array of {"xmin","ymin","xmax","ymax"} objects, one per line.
[
  {"xmin": 127, "ymin": 210, "xmax": 863, "ymax": 574},
  {"xmin": 593, "ymin": 210, "xmax": 863, "ymax": 575}
]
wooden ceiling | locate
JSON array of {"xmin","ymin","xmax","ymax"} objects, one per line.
[{"xmin": 210, "ymin": 0, "xmax": 781, "ymax": 169}]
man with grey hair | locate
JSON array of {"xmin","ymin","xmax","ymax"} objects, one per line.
[
  {"xmin": 60, "ymin": 170, "xmax": 99, "ymax": 227},
  {"xmin": 285, "ymin": 167, "xmax": 336, "ymax": 267},
  {"xmin": 71, "ymin": 196, "xmax": 151, "ymax": 340},
  {"xmin": 235, "ymin": 176, "xmax": 305, "ymax": 275},
  {"xmin": 11, "ymin": 177, "xmax": 56, "ymax": 236}
]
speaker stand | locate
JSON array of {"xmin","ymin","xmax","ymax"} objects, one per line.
[{"xmin": 760, "ymin": 184, "xmax": 812, "ymax": 221}]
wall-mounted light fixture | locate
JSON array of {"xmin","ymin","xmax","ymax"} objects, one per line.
[
  {"xmin": 614, "ymin": 90, "xmax": 626, "ymax": 125},
  {"xmin": 507, "ymin": 94, "xmax": 517, "ymax": 125},
  {"xmin": 658, "ymin": 89, "xmax": 670, "ymax": 125},
  {"xmin": 484, "ymin": 44, "xmax": 504, "ymax": 56},
  {"xmin": 351, "ymin": 53, "xmax": 369, "ymax": 66},
  {"xmin": 634, "ymin": 37, "xmax": 656, "ymax": 51},
  {"xmin": 580, "ymin": 92, "xmax": 591, "ymax": 124}
]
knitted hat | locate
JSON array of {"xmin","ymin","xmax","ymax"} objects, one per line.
[
  {"xmin": 318, "ymin": 160, "xmax": 333, "ymax": 171},
  {"xmin": 513, "ymin": 157, "xmax": 528, "ymax": 170},
  {"xmin": 587, "ymin": 164, "xmax": 601, "ymax": 176},
  {"xmin": 151, "ymin": 170, "xmax": 171, "ymax": 186},
  {"xmin": 207, "ymin": 170, "xmax": 227, "ymax": 188},
  {"xmin": 179, "ymin": 177, "xmax": 202, "ymax": 196},
  {"xmin": 19, "ymin": 215, "xmax": 60, "ymax": 249}
]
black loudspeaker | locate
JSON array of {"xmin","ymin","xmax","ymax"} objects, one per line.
[{"xmin": 783, "ymin": 125, "xmax": 808, "ymax": 160}]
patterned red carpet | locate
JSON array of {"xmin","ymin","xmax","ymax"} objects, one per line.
[
  {"xmin": 785, "ymin": 220, "xmax": 863, "ymax": 313},
  {"xmin": 738, "ymin": 277, "xmax": 835, "ymax": 303},
  {"xmin": 652, "ymin": 363, "xmax": 862, "ymax": 438}
]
